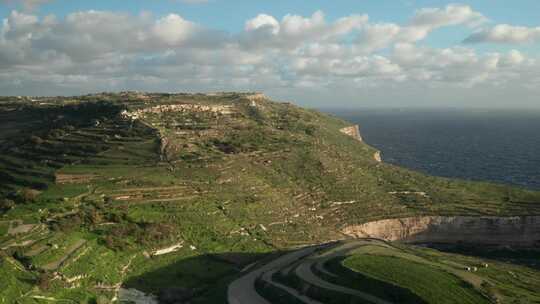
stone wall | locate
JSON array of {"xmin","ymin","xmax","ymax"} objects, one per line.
[{"xmin": 342, "ymin": 216, "xmax": 540, "ymax": 247}]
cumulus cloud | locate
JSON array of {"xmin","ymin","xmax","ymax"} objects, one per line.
[
  {"xmin": 410, "ymin": 4, "xmax": 487, "ymax": 28},
  {"xmin": 245, "ymin": 14, "xmax": 280, "ymax": 34},
  {"xmin": 352, "ymin": 4, "xmax": 487, "ymax": 53},
  {"xmin": 464, "ymin": 24, "xmax": 540, "ymax": 44},
  {"xmin": 152, "ymin": 14, "xmax": 197, "ymax": 45},
  {"xmin": 0, "ymin": 5, "xmax": 539, "ymax": 105},
  {"xmin": 240, "ymin": 11, "xmax": 368, "ymax": 50}
]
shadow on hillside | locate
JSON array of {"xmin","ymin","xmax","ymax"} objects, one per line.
[
  {"xmin": 122, "ymin": 244, "xmax": 540, "ymax": 304},
  {"xmin": 122, "ymin": 251, "xmax": 280, "ymax": 304}
]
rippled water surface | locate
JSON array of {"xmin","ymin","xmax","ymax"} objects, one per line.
[{"xmin": 327, "ymin": 109, "xmax": 540, "ymax": 190}]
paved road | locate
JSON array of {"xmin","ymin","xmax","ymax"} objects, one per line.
[
  {"xmin": 227, "ymin": 244, "xmax": 326, "ymax": 304},
  {"xmin": 260, "ymin": 269, "xmax": 324, "ymax": 304},
  {"xmin": 295, "ymin": 241, "xmax": 394, "ymax": 304},
  {"xmin": 227, "ymin": 239, "xmax": 394, "ymax": 304}
]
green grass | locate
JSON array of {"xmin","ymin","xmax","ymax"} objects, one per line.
[
  {"xmin": 0, "ymin": 223, "xmax": 9, "ymax": 236},
  {"xmin": 60, "ymin": 240, "xmax": 135, "ymax": 284},
  {"xmin": 343, "ymin": 254, "xmax": 489, "ymax": 304},
  {"xmin": 0, "ymin": 255, "xmax": 36, "ymax": 304},
  {"xmin": 402, "ymin": 245, "xmax": 540, "ymax": 303},
  {"xmin": 29, "ymin": 232, "xmax": 87, "ymax": 269}
]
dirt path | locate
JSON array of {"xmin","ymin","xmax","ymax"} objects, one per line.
[{"xmin": 110, "ymin": 186, "xmax": 188, "ymax": 193}]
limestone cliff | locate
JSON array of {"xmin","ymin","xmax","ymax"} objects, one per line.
[
  {"xmin": 340, "ymin": 125, "xmax": 363, "ymax": 142},
  {"xmin": 340, "ymin": 125, "xmax": 382, "ymax": 162},
  {"xmin": 373, "ymin": 151, "xmax": 382, "ymax": 162},
  {"xmin": 342, "ymin": 216, "xmax": 540, "ymax": 247}
]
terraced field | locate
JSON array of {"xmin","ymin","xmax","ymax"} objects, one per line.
[{"xmin": 1, "ymin": 92, "xmax": 539, "ymax": 303}]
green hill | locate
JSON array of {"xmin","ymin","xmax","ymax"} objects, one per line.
[{"xmin": 1, "ymin": 92, "xmax": 539, "ymax": 303}]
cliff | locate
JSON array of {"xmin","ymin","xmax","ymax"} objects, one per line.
[
  {"xmin": 339, "ymin": 125, "xmax": 363, "ymax": 142},
  {"xmin": 373, "ymin": 151, "xmax": 382, "ymax": 162},
  {"xmin": 340, "ymin": 125, "xmax": 383, "ymax": 162},
  {"xmin": 342, "ymin": 216, "xmax": 540, "ymax": 247}
]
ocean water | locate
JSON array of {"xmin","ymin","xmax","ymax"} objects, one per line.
[{"xmin": 326, "ymin": 109, "xmax": 540, "ymax": 190}]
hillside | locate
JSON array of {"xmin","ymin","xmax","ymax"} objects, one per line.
[
  {"xmin": 249, "ymin": 239, "xmax": 540, "ymax": 304},
  {"xmin": 1, "ymin": 92, "xmax": 539, "ymax": 303}
]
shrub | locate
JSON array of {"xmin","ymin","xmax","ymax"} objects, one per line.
[
  {"xmin": 0, "ymin": 199, "xmax": 15, "ymax": 212},
  {"xmin": 29, "ymin": 135, "xmax": 44, "ymax": 145},
  {"xmin": 37, "ymin": 271, "xmax": 53, "ymax": 291},
  {"xmin": 103, "ymin": 234, "xmax": 131, "ymax": 251},
  {"xmin": 18, "ymin": 188, "xmax": 41, "ymax": 203}
]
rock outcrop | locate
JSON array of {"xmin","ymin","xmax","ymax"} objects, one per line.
[
  {"xmin": 340, "ymin": 125, "xmax": 363, "ymax": 142},
  {"xmin": 373, "ymin": 151, "xmax": 382, "ymax": 162},
  {"xmin": 245, "ymin": 93, "xmax": 267, "ymax": 102},
  {"xmin": 342, "ymin": 216, "xmax": 540, "ymax": 247}
]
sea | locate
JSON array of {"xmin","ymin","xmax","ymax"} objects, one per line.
[{"xmin": 326, "ymin": 108, "xmax": 540, "ymax": 190}]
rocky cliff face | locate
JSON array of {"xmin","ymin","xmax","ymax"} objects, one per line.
[
  {"xmin": 340, "ymin": 125, "xmax": 383, "ymax": 162},
  {"xmin": 342, "ymin": 216, "xmax": 540, "ymax": 247},
  {"xmin": 373, "ymin": 151, "xmax": 382, "ymax": 162},
  {"xmin": 340, "ymin": 125, "xmax": 363, "ymax": 142}
]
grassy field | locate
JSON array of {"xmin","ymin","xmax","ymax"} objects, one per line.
[
  {"xmin": 343, "ymin": 255, "xmax": 488, "ymax": 304},
  {"xmin": 249, "ymin": 239, "xmax": 540, "ymax": 304},
  {"xmin": 339, "ymin": 243, "xmax": 540, "ymax": 304},
  {"xmin": 0, "ymin": 92, "xmax": 539, "ymax": 303}
]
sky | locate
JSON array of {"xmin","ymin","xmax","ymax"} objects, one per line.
[{"xmin": 1, "ymin": 0, "xmax": 539, "ymax": 108}]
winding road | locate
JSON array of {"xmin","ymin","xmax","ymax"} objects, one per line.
[
  {"xmin": 227, "ymin": 244, "xmax": 325, "ymax": 304},
  {"xmin": 227, "ymin": 239, "xmax": 395, "ymax": 304}
]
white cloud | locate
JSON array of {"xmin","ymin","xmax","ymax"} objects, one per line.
[
  {"xmin": 411, "ymin": 4, "xmax": 487, "ymax": 29},
  {"xmin": 240, "ymin": 11, "xmax": 368, "ymax": 49},
  {"xmin": 500, "ymin": 50, "xmax": 525, "ymax": 66},
  {"xmin": 464, "ymin": 24, "xmax": 540, "ymax": 44},
  {"xmin": 152, "ymin": 14, "xmax": 197, "ymax": 45},
  {"xmin": 280, "ymin": 10, "xmax": 326, "ymax": 36},
  {"xmin": 390, "ymin": 43, "xmax": 532, "ymax": 87},
  {"xmin": 245, "ymin": 14, "xmax": 280, "ymax": 34},
  {"xmin": 0, "ymin": 5, "xmax": 539, "ymax": 107},
  {"xmin": 352, "ymin": 4, "xmax": 487, "ymax": 53}
]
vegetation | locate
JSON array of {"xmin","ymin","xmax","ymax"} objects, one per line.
[
  {"xmin": 251, "ymin": 239, "xmax": 540, "ymax": 304},
  {"xmin": 340, "ymin": 243, "xmax": 540, "ymax": 304},
  {"xmin": 343, "ymin": 255, "xmax": 488, "ymax": 304},
  {"xmin": 0, "ymin": 92, "xmax": 539, "ymax": 303}
]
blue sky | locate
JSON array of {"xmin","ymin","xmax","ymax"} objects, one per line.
[
  {"xmin": 6, "ymin": 1, "xmax": 538, "ymax": 32},
  {"xmin": 12, "ymin": 0, "xmax": 537, "ymax": 25},
  {"xmin": 1, "ymin": 0, "xmax": 539, "ymax": 107}
]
